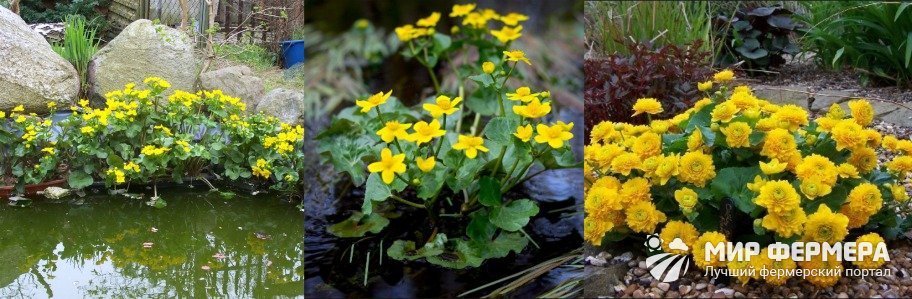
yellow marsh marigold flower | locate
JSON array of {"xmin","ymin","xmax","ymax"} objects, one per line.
[
  {"xmin": 677, "ymin": 151, "xmax": 715, "ymax": 187},
  {"xmin": 845, "ymin": 182, "xmax": 883, "ymax": 216},
  {"xmin": 423, "ymin": 95, "xmax": 462, "ymax": 118},
  {"xmin": 453, "ymin": 135, "xmax": 489, "ymax": 159},
  {"xmin": 47, "ymin": 101, "xmax": 57, "ymax": 109},
  {"xmin": 659, "ymin": 221, "xmax": 699, "ymax": 255},
  {"xmin": 711, "ymin": 101, "xmax": 738, "ymax": 123},
  {"xmin": 729, "ymin": 91, "xmax": 760, "ymax": 111},
  {"xmin": 832, "ymin": 119, "xmax": 865, "ymax": 151},
  {"xmin": 693, "ymin": 231, "xmax": 728, "ymax": 269},
  {"xmin": 592, "ymin": 176, "xmax": 622, "ymax": 190},
  {"xmin": 499, "ymin": 12, "xmax": 528, "ymax": 26},
  {"xmin": 800, "ymin": 253, "xmax": 843, "ymax": 287},
  {"xmin": 720, "ymin": 122, "xmax": 752, "ymax": 148},
  {"xmin": 654, "ymin": 154, "xmax": 680, "ymax": 185},
  {"xmin": 713, "ymin": 69, "xmax": 734, "ymax": 82},
  {"xmin": 534, "ymin": 123, "xmax": 573, "ymax": 149},
  {"xmin": 802, "ymin": 205, "xmax": 849, "ymax": 243},
  {"xmin": 417, "ymin": 12, "xmax": 440, "ymax": 27},
  {"xmin": 837, "ymin": 163, "xmax": 860, "ymax": 178},
  {"xmin": 409, "ymin": 119, "xmax": 446, "ymax": 145},
  {"xmin": 760, "ymin": 159, "xmax": 787, "ymax": 175},
  {"xmin": 795, "ymin": 154, "xmax": 839, "ymax": 187},
  {"xmin": 586, "ymin": 186, "xmax": 623, "ymax": 211},
  {"xmin": 584, "ymin": 210, "xmax": 625, "ymax": 246},
  {"xmin": 143, "ymin": 77, "xmax": 171, "ymax": 89},
  {"xmin": 772, "ymin": 104, "xmax": 809, "ymax": 131},
  {"xmin": 503, "ymin": 50, "xmax": 531, "ymax": 65},
  {"xmin": 760, "ymin": 128, "xmax": 798, "ymax": 163},
  {"xmin": 687, "ymin": 129, "xmax": 703, "ymax": 151},
  {"xmin": 377, "ymin": 121, "xmax": 412, "ymax": 143},
  {"xmin": 631, "ymin": 98, "xmax": 663, "ymax": 116},
  {"xmin": 356, "ymin": 90, "xmax": 392, "ymax": 113},
  {"xmin": 514, "ymin": 124, "xmax": 533, "ymax": 142},
  {"xmin": 760, "ymin": 248, "xmax": 797, "ymax": 286},
  {"xmin": 80, "ymin": 126, "xmax": 95, "ymax": 135},
  {"xmin": 512, "ymin": 98, "xmax": 551, "ymax": 118},
  {"xmin": 41, "ymin": 147, "xmax": 55, "ymax": 155},
  {"xmin": 883, "ymin": 135, "xmax": 899, "ymax": 150},
  {"xmin": 726, "ymin": 258, "xmax": 754, "ymax": 285},
  {"xmin": 853, "ymin": 233, "xmax": 887, "ymax": 269},
  {"xmin": 848, "ymin": 99, "xmax": 874, "ymax": 126},
  {"xmin": 891, "ymin": 183, "xmax": 909, "ymax": 202},
  {"xmin": 490, "ymin": 25, "xmax": 523, "ymax": 43},
  {"xmin": 12, "ymin": 105, "xmax": 24, "ymax": 112},
  {"xmin": 754, "ymin": 180, "xmax": 800, "ymax": 214},
  {"xmin": 506, "ymin": 86, "xmax": 539, "ymax": 102},
  {"xmin": 368, "ymin": 148, "xmax": 407, "ymax": 184},
  {"xmin": 251, "ymin": 159, "xmax": 272, "ymax": 179},
  {"xmin": 800, "ymin": 179, "xmax": 832, "ymax": 199},
  {"xmin": 610, "ymin": 152, "xmax": 640, "ymax": 176},
  {"xmin": 106, "ymin": 168, "xmax": 126, "ymax": 184},
  {"xmin": 0, "ymin": 111, "xmax": 5, "ymax": 119},
  {"xmin": 450, "ymin": 3, "xmax": 476, "ymax": 17},
  {"xmin": 482, "ymin": 61, "xmax": 495, "ymax": 74},
  {"xmin": 632, "ymin": 132, "xmax": 661, "ymax": 159},
  {"xmin": 416, "ymin": 156, "xmax": 436, "ymax": 172},
  {"xmin": 14, "ymin": 115, "xmax": 26, "ymax": 123},
  {"xmin": 848, "ymin": 146, "xmax": 878, "ymax": 174},
  {"xmin": 697, "ymin": 80, "xmax": 713, "ymax": 91},
  {"xmin": 762, "ymin": 207, "xmax": 806, "ymax": 238},
  {"xmin": 626, "ymin": 201, "xmax": 666, "ymax": 233},
  {"xmin": 841, "ymin": 204, "xmax": 874, "ymax": 229},
  {"xmin": 395, "ymin": 25, "xmax": 420, "ymax": 42},
  {"xmin": 887, "ymin": 155, "xmax": 912, "ymax": 174},
  {"xmin": 124, "ymin": 162, "xmax": 140, "ymax": 173},
  {"xmin": 674, "ymin": 187, "xmax": 698, "ymax": 213},
  {"xmin": 620, "ymin": 177, "xmax": 652, "ymax": 204}
]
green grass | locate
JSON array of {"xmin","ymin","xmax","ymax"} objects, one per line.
[
  {"xmin": 52, "ymin": 15, "xmax": 99, "ymax": 97},
  {"xmin": 585, "ymin": 1, "xmax": 714, "ymax": 56},
  {"xmin": 213, "ymin": 42, "xmax": 277, "ymax": 71}
]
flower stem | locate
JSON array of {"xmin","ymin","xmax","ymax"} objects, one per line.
[{"xmin": 391, "ymin": 194, "xmax": 424, "ymax": 209}]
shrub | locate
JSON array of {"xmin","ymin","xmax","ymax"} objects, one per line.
[
  {"xmin": 713, "ymin": 5, "xmax": 801, "ymax": 71},
  {"xmin": 585, "ymin": 1, "xmax": 713, "ymax": 56},
  {"xmin": 584, "ymin": 41, "xmax": 712, "ymax": 141},
  {"xmin": 585, "ymin": 70, "xmax": 911, "ymax": 287},
  {"xmin": 19, "ymin": 0, "xmax": 111, "ymax": 33},
  {"xmin": 798, "ymin": 1, "xmax": 912, "ymax": 87},
  {"xmin": 318, "ymin": 3, "xmax": 578, "ymax": 268}
]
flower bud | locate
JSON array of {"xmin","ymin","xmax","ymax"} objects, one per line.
[{"xmin": 482, "ymin": 61, "xmax": 495, "ymax": 74}]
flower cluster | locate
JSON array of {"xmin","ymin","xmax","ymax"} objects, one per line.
[
  {"xmin": 585, "ymin": 70, "xmax": 908, "ymax": 287},
  {"xmin": 0, "ymin": 103, "xmax": 62, "ymax": 192}
]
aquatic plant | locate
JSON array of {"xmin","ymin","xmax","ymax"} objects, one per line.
[
  {"xmin": 318, "ymin": 3, "xmax": 579, "ymax": 268},
  {"xmin": 585, "ymin": 70, "xmax": 910, "ymax": 287},
  {"xmin": 0, "ymin": 103, "xmax": 65, "ymax": 194}
]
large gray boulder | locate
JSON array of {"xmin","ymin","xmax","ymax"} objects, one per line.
[
  {"xmin": 88, "ymin": 19, "xmax": 197, "ymax": 100},
  {"xmin": 256, "ymin": 88, "xmax": 306, "ymax": 125},
  {"xmin": 200, "ymin": 65, "xmax": 264, "ymax": 110},
  {"xmin": 0, "ymin": 6, "xmax": 79, "ymax": 113}
]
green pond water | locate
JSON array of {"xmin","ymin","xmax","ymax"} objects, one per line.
[{"xmin": 0, "ymin": 188, "xmax": 304, "ymax": 298}]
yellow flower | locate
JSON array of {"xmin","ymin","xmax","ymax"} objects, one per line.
[
  {"xmin": 625, "ymin": 201, "xmax": 666, "ymax": 233},
  {"xmin": 416, "ymin": 12, "xmax": 440, "ymax": 27},
  {"xmin": 799, "ymin": 179, "xmax": 832, "ymax": 200},
  {"xmin": 659, "ymin": 221, "xmax": 699, "ymax": 255},
  {"xmin": 450, "ymin": 3, "xmax": 476, "ymax": 17},
  {"xmin": 610, "ymin": 152, "xmax": 640, "ymax": 176},
  {"xmin": 762, "ymin": 208, "xmax": 806, "ymax": 238},
  {"xmin": 795, "ymin": 154, "xmax": 839, "ymax": 187},
  {"xmin": 106, "ymin": 168, "xmax": 126, "ymax": 184},
  {"xmin": 631, "ymin": 98, "xmax": 663, "ymax": 116},
  {"xmin": 47, "ymin": 102, "xmax": 57, "ymax": 109},
  {"xmin": 123, "ymin": 162, "xmax": 141, "ymax": 173},
  {"xmin": 506, "ymin": 86, "xmax": 539, "ymax": 102},
  {"xmin": 0, "ymin": 111, "xmax": 4, "ymax": 119},
  {"xmin": 368, "ymin": 148, "xmax": 407, "ymax": 184},
  {"xmin": 845, "ymin": 182, "xmax": 883, "ymax": 216},
  {"xmin": 674, "ymin": 187, "xmax": 699, "ymax": 213},
  {"xmin": 513, "ymin": 124, "xmax": 533, "ymax": 142},
  {"xmin": 80, "ymin": 126, "xmax": 95, "ymax": 135},
  {"xmin": 512, "ymin": 98, "xmax": 551, "ymax": 118},
  {"xmin": 711, "ymin": 101, "xmax": 738, "ymax": 123},
  {"xmin": 41, "ymin": 147, "xmax": 55, "ymax": 155},
  {"xmin": 534, "ymin": 123, "xmax": 573, "ymax": 149},
  {"xmin": 482, "ymin": 61, "xmax": 495, "ymax": 74},
  {"xmin": 143, "ymin": 77, "xmax": 171, "ymax": 89},
  {"xmin": 452, "ymin": 135, "xmax": 489, "ymax": 159},
  {"xmin": 490, "ymin": 25, "xmax": 522, "ymax": 43},
  {"xmin": 586, "ymin": 186, "xmax": 624, "ymax": 211},
  {"xmin": 376, "ymin": 121, "xmax": 412, "ymax": 143},
  {"xmin": 697, "ymin": 81, "xmax": 713, "ymax": 91},
  {"xmin": 15, "ymin": 115, "xmax": 26, "ymax": 123},
  {"xmin": 713, "ymin": 69, "xmax": 734, "ymax": 82},
  {"xmin": 356, "ymin": 90, "xmax": 392, "ymax": 113},
  {"xmin": 416, "ymin": 156, "xmax": 436, "ymax": 172},
  {"xmin": 677, "ymin": 151, "xmax": 715, "ymax": 187},
  {"xmin": 754, "ymin": 180, "xmax": 800, "ymax": 214},
  {"xmin": 12, "ymin": 105, "xmax": 24, "ymax": 112},
  {"xmin": 760, "ymin": 159, "xmax": 787, "ymax": 175},
  {"xmin": 395, "ymin": 25, "xmax": 419, "ymax": 42},
  {"xmin": 631, "ymin": 132, "xmax": 661, "ymax": 159},
  {"xmin": 757, "ymin": 248, "xmax": 797, "ymax": 286},
  {"xmin": 79, "ymin": 99, "xmax": 90, "ymax": 107},
  {"xmin": 848, "ymin": 146, "xmax": 877, "ymax": 174},
  {"xmin": 720, "ymin": 122, "xmax": 752, "ymax": 148},
  {"xmin": 831, "ymin": 119, "xmax": 865, "ymax": 151},
  {"xmin": 503, "ymin": 50, "xmax": 531, "ymax": 65},
  {"xmin": 853, "ymin": 233, "xmax": 887, "ymax": 269},
  {"xmin": 802, "ymin": 205, "xmax": 849, "ymax": 243},
  {"xmin": 837, "ymin": 163, "xmax": 860, "ymax": 178},
  {"xmin": 409, "ymin": 119, "xmax": 446, "ymax": 145},
  {"xmin": 693, "ymin": 231, "xmax": 728, "ymax": 270},
  {"xmin": 499, "ymin": 12, "xmax": 528, "ymax": 26},
  {"xmin": 891, "ymin": 183, "xmax": 909, "ymax": 202},
  {"xmin": 355, "ymin": 19, "xmax": 369, "ymax": 29},
  {"xmin": 687, "ymin": 129, "xmax": 703, "ymax": 151},
  {"xmin": 760, "ymin": 128, "xmax": 798, "ymax": 164},
  {"xmin": 800, "ymin": 253, "xmax": 843, "ymax": 287},
  {"xmin": 772, "ymin": 105, "xmax": 809, "ymax": 131},
  {"xmin": 140, "ymin": 145, "xmax": 171, "ymax": 157},
  {"xmin": 423, "ymin": 95, "xmax": 462, "ymax": 118},
  {"xmin": 848, "ymin": 99, "xmax": 874, "ymax": 126},
  {"xmin": 251, "ymin": 158, "xmax": 272, "ymax": 179},
  {"xmin": 887, "ymin": 155, "xmax": 912, "ymax": 175}
]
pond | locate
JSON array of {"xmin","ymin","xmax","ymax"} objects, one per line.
[{"xmin": 0, "ymin": 187, "xmax": 303, "ymax": 298}]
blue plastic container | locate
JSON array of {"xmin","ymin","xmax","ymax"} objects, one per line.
[{"xmin": 280, "ymin": 40, "xmax": 305, "ymax": 69}]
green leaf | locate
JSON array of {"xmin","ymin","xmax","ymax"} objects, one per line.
[
  {"xmin": 387, "ymin": 233, "xmax": 448, "ymax": 261},
  {"xmin": 327, "ymin": 211, "xmax": 390, "ymax": 238},
  {"xmin": 483, "ymin": 117, "xmax": 518, "ymax": 144},
  {"xmin": 468, "ymin": 74, "xmax": 495, "ymax": 88},
  {"xmin": 832, "ymin": 47, "xmax": 845, "ymax": 68},
  {"xmin": 478, "ymin": 177, "xmax": 502, "ymax": 207},
  {"xmin": 802, "ymin": 185, "xmax": 848, "ymax": 214},
  {"xmin": 363, "ymin": 173, "xmax": 404, "ymax": 213},
  {"xmin": 67, "ymin": 170, "xmax": 94, "ymax": 189},
  {"xmin": 540, "ymin": 148, "xmax": 580, "ymax": 169},
  {"xmin": 709, "ymin": 167, "xmax": 761, "ymax": 213},
  {"xmin": 479, "ymin": 232, "xmax": 528, "ymax": 259},
  {"xmin": 416, "ymin": 166, "xmax": 447, "ymax": 199},
  {"xmin": 465, "ymin": 87, "xmax": 498, "ymax": 116},
  {"xmin": 905, "ymin": 32, "xmax": 912, "ymax": 68},
  {"xmin": 425, "ymin": 239, "xmax": 484, "ymax": 269},
  {"xmin": 467, "ymin": 210, "xmax": 495, "ymax": 242},
  {"xmin": 489, "ymin": 199, "xmax": 539, "ymax": 231},
  {"xmin": 432, "ymin": 33, "xmax": 452, "ymax": 53}
]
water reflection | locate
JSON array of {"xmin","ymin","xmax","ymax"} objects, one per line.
[{"xmin": 0, "ymin": 189, "xmax": 303, "ymax": 298}]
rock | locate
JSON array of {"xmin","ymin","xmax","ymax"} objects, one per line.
[
  {"xmin": 38, "ymin": 186, "xmax": 71, "ymax": 199},
  {"xmin": 613, "ymin": 252, "xmax": 634, "ymax": 264},
  {"xmin": 255, "ymin": 88, "xmax": 306, "ymax": 125},
  {"xmin": 836, "ymin": 293, "xmax": 849, "ymax": 299},
  {"xmin": 586, "ymin": 255, "xmax": 607, "ymax": 267},
  {"xmin": 88, "ymin": 19, "xmax": 197, "ymax": 101},
  {"xmin": 716, "ymin": 288, "xmax": 735, "ymax": 296},
  {"xmin": 0, "ymin": 6, "xmax": 79, "ymax": 113},
  {"xmin": 199, "ymin": 65, "xmax": 264, "ymax": 109},
  {"xmin": 633, "ymin": 267, "xmax": 647, "ymax": 277},
  {"xmin": 658, "ymin": 282, "xmax": 670, "ymax": 292},
  {"xmin": 680, "ymin": 284, "xmax": 693, "ymax": 295},
  {"xmin": 696, "ymin": 283, "xmax": 708, "ymax": 290}
]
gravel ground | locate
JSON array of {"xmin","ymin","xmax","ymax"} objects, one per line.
[{"xmin": 747, "ymin": 59, "xmax": 912, "ymax": 104}]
